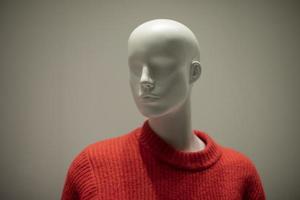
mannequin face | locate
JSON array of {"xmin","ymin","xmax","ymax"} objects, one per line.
[{"xmin": 128, "ymin": 20, "xmax": 199, "ymax": 118}]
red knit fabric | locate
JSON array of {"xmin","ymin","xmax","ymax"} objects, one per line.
[{"xmin": 61, "ymin": 119, "xmax": 266, "ymax": 200}]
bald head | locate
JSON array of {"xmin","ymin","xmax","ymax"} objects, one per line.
[
  {"xmin": 128, "ymin": 19, "xmax": 200, "ymax": 62},
  {"xmin": 127, "ymin": 19, "xmax": 202, "ymax": 118}
]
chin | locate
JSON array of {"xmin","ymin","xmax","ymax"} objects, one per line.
[
  {"xmin": 141, "ymin": 112, "xmax": 166, "ymax": 119},
  {"xmin": 138, "ymin": 103, "xmax": 175, "ymax": 119},
  {"xmin": 133, "ymin": 93, "xmax": 187, "ymax": 118}
]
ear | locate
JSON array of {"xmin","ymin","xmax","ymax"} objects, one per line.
[{"xmin": 189, "ymin": 61, "xmax": 202, "ymax": 84}]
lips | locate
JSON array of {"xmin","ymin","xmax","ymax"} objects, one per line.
[
  {"xmin": 140, "ymin": 94, "xmax": 160, "ymax": 102},
  {"xmin": 141, "ymin": 94, "xmax": 160, "ymax": 99}
]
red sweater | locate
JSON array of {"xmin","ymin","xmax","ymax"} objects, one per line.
[{"xmin": 61, "ymin": 119, "xmax": 266, "ymax": 200}]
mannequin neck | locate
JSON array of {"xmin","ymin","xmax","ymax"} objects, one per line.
[{"xmin": 148, "ymin": 96, "xmax": 205, "ymax": 152}]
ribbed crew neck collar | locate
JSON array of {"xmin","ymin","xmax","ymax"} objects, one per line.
[{"xmin": 136, "ymin": 119, "xmax": 222, "ymax": 171}]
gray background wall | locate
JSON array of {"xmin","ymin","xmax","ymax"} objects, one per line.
[{"xmin": 1, "ymin": 0, "xmax": 299, "ymax": 199}]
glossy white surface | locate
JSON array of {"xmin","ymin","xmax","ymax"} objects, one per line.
[{"xmin": 128, "ymin": 19, "xmax": 205, "ymax": 152}]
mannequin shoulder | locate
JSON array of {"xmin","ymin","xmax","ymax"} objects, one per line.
[
  {"xmin": 217, "ymin": 146, "xmax": 265, "ymax": 198},
  {"xmin": 218, "ymin": 146, "xmax": 260, "ymax": 173},
  {"xmin": 86, "ymin": 127, "xmax": 140, "ymax": 152},
  {"xmin": 74, "ymin": 127, "xmax": 140, "ymax": 163}
]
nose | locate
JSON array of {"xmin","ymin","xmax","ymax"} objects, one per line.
[{"xmin": 140, "ymin": 65, "xmax": 154, "ymax": 92}]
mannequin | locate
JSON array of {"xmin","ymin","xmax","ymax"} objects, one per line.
[
  {"xmin": 128, "ymin": 19, "xmax": 205, "ymax": 152},
  {"xmin": 61, "ymin": 19, "xmax": 266, "ymax": 200}
]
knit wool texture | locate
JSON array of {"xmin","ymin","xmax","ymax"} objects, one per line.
[{"xmin": 61, "ymin": 119, "xmax": 266, "ymax": 200}]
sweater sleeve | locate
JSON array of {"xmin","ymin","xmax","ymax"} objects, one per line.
[
  {"xmin": 243, "ymin": 159, "xmax": 266, "ymax": 200},
  {"xmin": 61, "ymin": 148, "xmax": 98, "ymax": 200}
]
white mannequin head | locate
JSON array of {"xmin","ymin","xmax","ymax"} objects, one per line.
[{"xmin": 128, "ymin": 19, "xmax": 201, "ymax": 118}]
